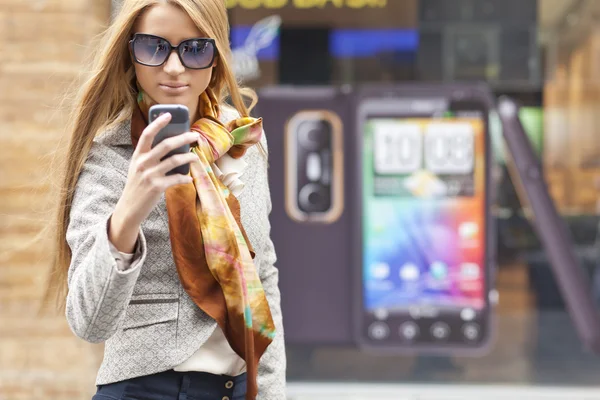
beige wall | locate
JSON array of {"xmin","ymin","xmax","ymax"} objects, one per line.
[
  {"xmin": 544, "ymin": 29, "xmax": 600, "ymax": 214},
  {"xmin": 1, "ymin": 1, "xmax": 111, "ymax": 399}
]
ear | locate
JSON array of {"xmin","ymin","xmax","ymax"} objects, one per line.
[{"xmin": 209, "ymin": 67, "xmax": 217, "ymax": 85}]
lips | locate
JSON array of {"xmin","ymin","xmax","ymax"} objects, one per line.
[
  {"xmin": 159, "ymin": 83, "xmax": 189, "ymax": 94},
  {"xmin": 161, "ymin": 82, "xmax": 188, "ymax": 89}
]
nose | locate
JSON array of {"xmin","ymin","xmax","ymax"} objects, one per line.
[{"xmin": 163, "ymin": 51, "xmax": 185, "ymax": 76}]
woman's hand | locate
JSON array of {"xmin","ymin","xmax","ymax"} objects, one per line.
[{"xmin": 109, "ymin": 113, "xmax": 199, "ymax": 253}]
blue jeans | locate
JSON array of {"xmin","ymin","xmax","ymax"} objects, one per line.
[{"xmin": 92, "ymin": 370, "xmax": 247, "ymax": 400}]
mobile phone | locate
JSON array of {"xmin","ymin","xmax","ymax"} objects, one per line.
[
  {"xmin": 148, "ymin": 104, "xmax": 191, "ymax": 176},
  {"xmin": 354, "ymin": 83, "xmax": 496, "ymax": 355},
  {"xmin": 497, "ymin": 96, "xmax": 600, "ymax": 354},
  {"xmin": 256, "ymin": 86, "xmax": 354, "ymax": 344}
]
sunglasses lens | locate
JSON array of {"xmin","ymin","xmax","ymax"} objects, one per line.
[
  {"xmin": 132, "ymin": 35, "xmax": 170, "ymax": 66},
  {"xmin": 180, "ymin": 39, "xmax": 215, "ymax": 69}
]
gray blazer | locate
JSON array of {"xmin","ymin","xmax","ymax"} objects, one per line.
[{"xmin": 65, "ymin": 109, "xmax": 286, "ymax": 399}]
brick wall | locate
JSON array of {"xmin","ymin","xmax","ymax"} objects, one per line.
[{"xmin": 1, "ymin": 1, "xmax": 111, "ymax": 399}]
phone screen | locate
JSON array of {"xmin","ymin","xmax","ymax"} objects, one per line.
[{"xmin": 359, "ymin": 98, "xmax": 491, "ymax": 350}]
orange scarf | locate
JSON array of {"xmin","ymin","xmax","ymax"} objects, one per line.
[{"xmin": 131, "ymin": 88, "xmax": 275, "ymax": 399}]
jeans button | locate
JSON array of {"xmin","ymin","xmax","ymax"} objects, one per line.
[
  {"xmin": 225, "ymin": 380, "xmax": 234, "ymax": 389},
  {"xmin": 222, "ymin": 397, "xmax": 230, "ymax": 400}
]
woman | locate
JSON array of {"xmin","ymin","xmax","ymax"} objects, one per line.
[{"xmin": 42, "ymin": 0, "xmax": 286, "ymax": 399}]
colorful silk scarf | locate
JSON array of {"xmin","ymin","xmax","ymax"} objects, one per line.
[{"xmin": 131, "ymin": 88, "xmax": 275, "ymax": 400}]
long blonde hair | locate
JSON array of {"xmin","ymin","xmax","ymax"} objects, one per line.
[{"xmin": 41, "ymin": 0, "xmax": 259, "ymax": 313}]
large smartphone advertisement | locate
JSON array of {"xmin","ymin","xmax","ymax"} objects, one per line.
[
  {"xmin": 259, "ymin": 84, "xmax": 496, "ymax": 355},
  {"xmin": 357, "ymin": 100, "xmax": 492, "ymax": 353}
]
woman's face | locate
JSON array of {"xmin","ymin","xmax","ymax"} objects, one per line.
[{"xmin": 133, "ymin": 3, "xmax": 215, "ymax": 121}]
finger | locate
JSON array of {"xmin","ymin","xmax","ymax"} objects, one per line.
[
  {"xmin": 149, "ymin": 131, "xmax": 199, "ymax": 162},
  {"xmin": 151, "ymin": 152, "xmax": 198, "ymax": 176},
  {"xmin": 135, "ymin": 113, "xmax": 172, "ymax": 155},
  {"xmin": 153, "ymin": 173, "xmax": 194, "ymax": 192}
]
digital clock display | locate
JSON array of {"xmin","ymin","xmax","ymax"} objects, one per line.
[{"xmin": 371, "ymin": 118, "xmax": 481, "ymax": 198}]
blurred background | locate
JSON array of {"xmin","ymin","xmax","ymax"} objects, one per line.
[{"xmin": 3, "ymin": 0, "xmax": 600, "ymax": 399}]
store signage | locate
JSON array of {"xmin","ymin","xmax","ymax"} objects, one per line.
[
  {"xmin": 231, "ymin": 15, "xmax": 282, "ymax": 81},
  {"xmin": 227, "ymin": 0, "xmax": 387, "ymax": 9}
]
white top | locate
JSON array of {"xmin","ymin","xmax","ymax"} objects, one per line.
[{"xmin": 109, "ymin": 153, "xmax": 248, "ymax": 375}]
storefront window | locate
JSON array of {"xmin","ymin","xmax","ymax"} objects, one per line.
[{"xmin": 226, "ymin": 0, "xmax": 600, "ymax": 392}]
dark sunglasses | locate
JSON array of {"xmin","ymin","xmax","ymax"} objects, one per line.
[{"xmin": 129, "ymin": 33, "xmax": 217, "ymax": 70}]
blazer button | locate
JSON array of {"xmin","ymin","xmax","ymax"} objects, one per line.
[{"xmin": 225, "ymin": 380, "xmax": 234, "ymax": 389}]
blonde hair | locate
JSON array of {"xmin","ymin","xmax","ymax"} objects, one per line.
[{"xmin": 41, "ymin": 0, "xmax": 260, "ymax": 313}]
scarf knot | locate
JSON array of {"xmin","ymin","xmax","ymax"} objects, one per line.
[{"xmin": 190, "ymin": 90, "xmax": 263, "ymax": 164}]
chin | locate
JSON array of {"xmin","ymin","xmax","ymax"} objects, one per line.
[{"xmin": 155, "ymin": 93, "xmax": 192, "ymax": 107}]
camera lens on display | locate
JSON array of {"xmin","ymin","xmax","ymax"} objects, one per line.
[
  {"xmin": 297, "ymin": 120, "xmax": 331, "ymax": 151},
  {"xmin": 308, "ymin": 191, "xmax": 322, "ymax": 206},
  {"xmin": 298, "ymin": 183, "xmax": 331, "ymax": 213}
]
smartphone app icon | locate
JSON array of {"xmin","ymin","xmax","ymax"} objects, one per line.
[
  {"xmin": 460, "ymin": 263, "xmax": 481, "ymax": 280},
  {"xmin": 400, "ymin": 263, "xmax": 420, "ymax": 281},
  {"xmin": 430, "ymin": 261, "xmax": 448, "ymax": 280},
  {"xmin": 459, "ymin": 222, "xmax": 479, "ymax": 239},
  {"xmin": 371, "ymin": 262, "xmax": 390, "ymax": 280}
]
